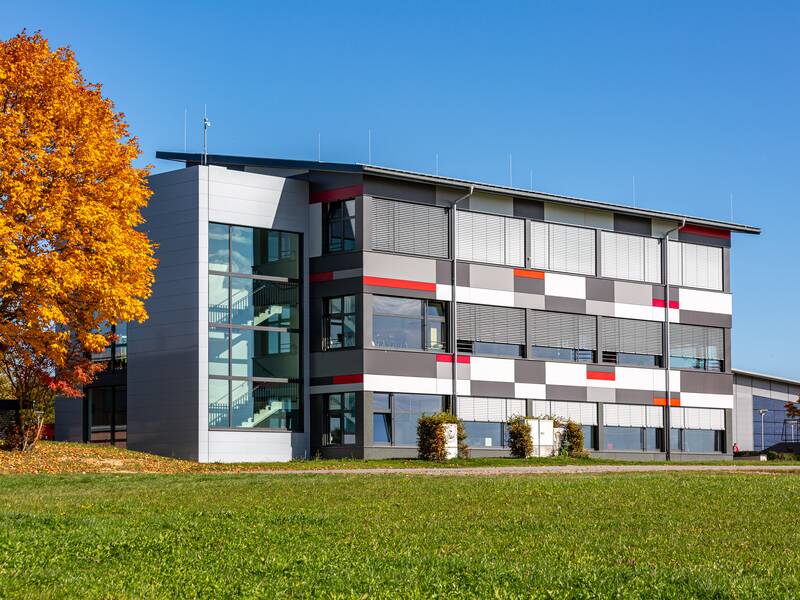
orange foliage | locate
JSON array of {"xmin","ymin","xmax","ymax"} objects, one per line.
[{"xmin": 0, "ymin": 32, "xmax": 156, "ymax": 399}]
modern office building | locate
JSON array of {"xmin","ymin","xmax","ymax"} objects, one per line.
[
  {"xmin": 733, "ymin": 369, "xmax": 800, "ymax": 452},
  {"xmin": 56, "ymin": 151, "xmax": 763, "ymax": 462}
]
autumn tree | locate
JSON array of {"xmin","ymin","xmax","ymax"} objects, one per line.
[{"xmin": 0, "ymin": 32, "xmax": 156, "ymax": 450}]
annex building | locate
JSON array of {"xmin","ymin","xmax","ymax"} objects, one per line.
[{"xmin": 56, "ymin": 151, "xmax": 767, "ymax": 462}]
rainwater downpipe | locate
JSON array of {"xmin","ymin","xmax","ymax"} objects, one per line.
[
  {"xmin": 663, "ymin": 218, "xmax": 685, "ymax": 461},
  {"xmin": 450, "ymin": 186, "xmax": 474, "ymax": 414}
]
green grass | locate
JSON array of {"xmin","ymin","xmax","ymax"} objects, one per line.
[{"xmin": 2, "ymin": 473, "xmax": 800, "ymax": 598}]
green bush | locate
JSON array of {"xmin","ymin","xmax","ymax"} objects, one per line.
[
  {"xmin": 766, "ymin": 451, "xmax": 800, "ymax": 461},
  {"xmin": 506, "ymin": 416, "xmax": 533, "ymax": 458},
  {"xmin": 417, "ymin": 413, "xmax": 468, "ymax": 461},
  {"xmin": 560, "ymin": 420, "xmax": 587, "ymax": 458}
]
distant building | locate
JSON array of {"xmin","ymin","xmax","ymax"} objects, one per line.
[
  {"xmin": 733, "ymin": 370, "xmax": 800, "ymax": 452},
  {"xmin": 56, "ymin": 151, "xmax": 763, "ymax": 462}
]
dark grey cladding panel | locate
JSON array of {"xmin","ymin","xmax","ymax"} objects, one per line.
[
  {"xmin": 363, "ymin": 175, "xmax": 436, "ymax": 206},
  {"xmin": 678, "ymin": 310, "xmax": 732, "ymax": 328},
  {"xmin": 513, "ymin": 197, "xmax": 544, "ymax": 219},
  {"xmin": 310, "ymin": 349, "xmax": 364, "ymax": 378},
  {"xmin": 680, "ymin": 371, "xmax": 733, "ymax": 394},
  {"xmin": 470, "ymin": 380, "xmax": 516, "ymax": 398},
  {"xmin": 310, "ymin": 252, "xmax": 363, "ymax": 273},
  {"xmin": 365, "ymin": 286, "xmax": 436, "ymax": 301},
  {"xmin": 363, "ymin": 350, "xmax": 437, "ymax": 378},
  {"xmin": 588, "ymin": 364, "xmax": 615, "ymax": 373},
  {"xmin": 652, "ymin": 285, "xmax": 679, "ymax": 302},
  {"xmin": 436, "ymin": 260, "xmax": 451, "ymax": 284},
  {"xmin": 614, "ymin": 389, "xmax": 656, "ymax": 405},
  {"xmin": 311, "ymin": 278, "xmax": 364, "ymax": 299},
  {"xmin": 678, "ymin": 231, "xmax": 731, "ymax": 248},
  {"xmin": 614, "ymin": 213, "xmax": 651, "ymax": 235},
  {"xmin": 544, "ymin": 296, "xmax": 587, "ymax": 314},
  {"xmin": 545, "ymin": 385, "xmax": 587, "ymax": 402},
  {"xmin": 514, "ymin": 276, "xmax": 545, "ymax": 295},
  {"xmin": 307, "ymin": 171, "xmax": 363, "ymax": 191},
  {"xmin": 515, "ymin": 359, "xmax": 546, "ymax": 384},
  {"xmin": 586, "ymin": 278, "xmax": 615, "ymax": 303}
]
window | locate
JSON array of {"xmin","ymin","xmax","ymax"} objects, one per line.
[
  {"xmin": 326, "ymin": 199, "xmax": 356, "ymax": 252},
  {"xmin": 372, "ymin": 197, "xmax": 449, "ymax": 258},
  {"xmin": 530, "ymin": 221, "xmax": 596, "ymax": 275},
  {"xmin": 87, "ymin": 386, "xmax": 126, "ymax": 445},
  {"xmin": 368, "ymin": 393, "xmax": 444, "ymax": 447},
  {"xmin": 463, "ymin": 422, "xmax": 505, "ymax": 448},
  {"xmin": 752, "ymin": 396, "xmax": 799, "ymax": 450},
  {"xmin": 669, "ymin": 407, "xmax": 725, "ymax": 453},
  {"xmin": 90, "ymin": 322, "xmax": 127, "ymax": 371},
  {"xmin": 457, "ymin": 210, "xmax": 524, "ymax": 266},
  {"xmin": 670, "ymin": 324, "xmax": 724, "ymax": 371},
  {"xmin": 457, "ymin": 303, "xmax": 525, "ymax": 357},
  {"xmin": 371, "ymin": 296, "xmax": 447, "ymax": 351},
  {"xmin": 324, "ymin": 296, "xmax": 357, "ymax": 350},
  {"xmin": 529, "ymin": 311, "xmax": 597, "ymax": 363},
  {"xmin": 669, "ymin": 241, "xmax": 723, "ymax": 291},
  {"xmin": 208, "ymin": 224, "xmax": 302, "ymax": 431},
  {"xmin": 326, "ymin": 392, "xmax": 356, "ymax": 445},
  {"xmin": 602, "ymin": 404, "xmax": 664, "ymax": 452},
  {"xmin": 604, "ymin": 427, "xmax": 645, "ymax": 451},
  {"xmin": 601, "ymin": 317, "xmax": 663, "ymax": 367},
  {"xmin": 457, "ymin": 397, "xmax": 525, "ymax": 449},
  {"xmin": 601, "ymin": 231, "xmax": 661, "ymax": 283}
]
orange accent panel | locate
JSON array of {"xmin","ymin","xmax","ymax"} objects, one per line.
[
  {"xmin": 653, "ymin": 397, "xmax": 680, "ymax": 406},
  {"xmin": 513, "ymin": 269, "xmax": 545, "ymax": 279},
  {"xmin": 587, "ymin": 371, "xmax": 615, "ymax": 381},
  {"xmin": 363, "ymin": 276, "xmax": 436, "ymax": 292}
]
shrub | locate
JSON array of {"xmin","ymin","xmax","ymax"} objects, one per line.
[
  {"xmin": 561, "ymin": 420, "xmax": 586, "ymax": 458},
  {"xmin": 766, "ymin": 451, "xmax": 800, "ymax": 461},
  {"xmin": 507, "ymin": 416, "xmax": 533, "ymax": 458},
  {"xmin": 417, "ymin": 413, "xmax": 468, "ymax": 461}
]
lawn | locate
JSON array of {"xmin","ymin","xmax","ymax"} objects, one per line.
[{"xmin": 2, "ymin": 472, "xmax": 800, "ymax": 598}]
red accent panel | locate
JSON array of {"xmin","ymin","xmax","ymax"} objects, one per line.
[
  {"xmin": 436, "ymin": 354, "xmax": 471, "ymax": 364},
  {"xmin": 309, "ymin": 271, "xmax": 334, "ymax": 283},
  {"xmin": 653, "ymin": 397, "xmax": 680, "ymax": 407},
  {"xmin": 652, "ymin": 298, "xmax": 679, "ymax": 309},
  {"xmin": 680, "ymin": 224, "xmax": 731, "ymax": 240},
  {"xmin": 332, "ymin": 374, "xmax": 363, "ymax": 385},
  {"xmin": 310, "ymin": 185, "xmax": 363, "ymax": 204},
  {"xmin": 587, "ymin": 371, "xmax": 615, "ymax": 381},
  {"xmin": 513, "ymin": 268, "xmax": 545, "ymax": 279},
  {"xmin": 363, "ymin": 276, "xmax": 436, "ymax": 292}
]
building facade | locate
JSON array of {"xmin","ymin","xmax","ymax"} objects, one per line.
[
  {"xmin": 733, "ymin": 370, "xmax": 800, "ymax": 452},
  {"xmin": 56, "ymin": 151, "xmax": 761, "ymax": 461}
]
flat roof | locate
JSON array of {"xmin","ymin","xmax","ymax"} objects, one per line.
[
  {"xmin": 156, "ymin": 151, "xmax": 761, "ymax": 234},
  {"xmin": 732, "ymin": 369, "xmax": 800, "ymax": 387}
]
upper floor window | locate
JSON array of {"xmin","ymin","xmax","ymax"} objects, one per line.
[
  {"xmin": 371, "ymin": 296, "xmax": 447, "ymax": 351},
  {"xmin": 210, "ymin": 223, "xmax": 299, "ymax": 279},
  {"xmin": 601, "ymin": 317, "xmax": 663, "ymax": 367},
  {"xmin": 323, "ymin": 295, "xmax": 357, "ymax": 350},
  {"xmin": 530, "ymin": 221, "xmax": 596, "ymax": 276},
  {"xmin": 669, "ymin": 241, "xmax": 723, "ymax": 291},
  {"xmin": 670, "ymin": 324, "xmax": 724, "ymax": 371},
  {"xmin": 529, "ymin": 310, "xmax": 596, "ymax": 363},
  {"xmin": 601, "ymin": 231, "xmax": 661, "ymax": 284},
  {"xmin": 372, "ymin": 197, "xmax": 449, "ymax": 258},
  {"xmin": 456, "ymin": 303, "xmax": 525, "ymax": 357},
  {"xmin": 456, "ymin": 210, "xmax": 524, "ymax": 267},
  {"xmin": 326, "ymin": 199, "xmax": 356, "ymax": 252}
]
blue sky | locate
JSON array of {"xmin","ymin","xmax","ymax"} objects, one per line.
[{"xmin": 4, "ymin": 1, "xmax": 798, "ymax": 378}]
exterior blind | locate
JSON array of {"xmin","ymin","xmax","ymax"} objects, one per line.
[
  {"xmin": 604, "ymin": 404, "xmax": 647, "ymax": 427},
  {"xmin": 530, "ymin": 400, "xmax": 597, "ymax": 425},
  {"xmin": 529, "ymin": 310, "xmax": 597, "ymax": 350},
  {"xmin": 600, "ymin": 231, "xmax": 661, "ymax": 283},
  {"xmin": 670, "ymin": 324, "xmax": 724, "ymax": 359},
  {"xmin": 457, "ymin": 397, "xmax": 527, "ymax": 422},
  {"xmin": 529, "ymin": 221, "xmax": 596, "ymax": 276},
  {"xmin": 457, "ymin": 303, "xmax": 525, "ymax": 345},
  {"xmin": 671, "ymin": 407, "xmax": 724, "ymax": 430},
  {"xmin": 601, "ymin": 317, "xmax": 663, "ymax": 356},
  {"xmin": 371, "ymin": 197, "xmax": 449, "ymax": 258},
  {"xmin": 457, "ymin": 211, "xmax": 524, "ymax": 267},
  {"xmin": 669, "ymin": 240, "xmax": 722, "ymax": 291}
]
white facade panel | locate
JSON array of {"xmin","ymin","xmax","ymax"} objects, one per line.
[
  {"xmin": 679, "ymin": 393, "xmax": 734, "ymax": 410},
  {"xmin": 470, "ymin": 357, "xmax": 516, "ymax": 382},
  {"xmin": 544, "ymin": 273, "xmax": 586, "ymax": 299},
  {"xmin": 679, "ymin": 289, "xmax": 732, "ymax": 315}
]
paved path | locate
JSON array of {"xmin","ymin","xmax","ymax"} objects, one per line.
[{"xmin": 256, "ymin": 464, "xmax": 800, "ymax": 476}]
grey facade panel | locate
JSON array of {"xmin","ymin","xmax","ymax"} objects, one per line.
[
  {"xmin": 544, "ymin": 296, "xmax": 587, "ymax": 314},
  {"xmin": 363, "ymin": 350, "xmax": 437, "ymax": 378},
  {"xmin": 512, "ymin": 197, "xmax": 545, "ymax": 220},
  {"xmin": 680, "ymin": 371, "xmax": 733, "ymax": 395},
  {"xmin": 678, "ymin": 310, "xmax": 733, "ymax": 329},
  {"xmin": 469, "ymin": 381, "xmax": 516, "ymax": 398},
  {"xmin": 586, "ymin": 278, "xmax": 615, "ymax": 303},
  {"xmin": 363, "ymin": 175, "xmax": 437, "ymax": 206},
  {"xmin": 545, "ymin": 385, "xmax": 588, "ymax": 402},
  {"xmin": 514, "ymin": 359, "xmax": 546, "ymax": 384},
  {"xmin": 514, "ymin": 276, "xmax": 545, "ymax": 295},
  {"xmin": 614, "ymin": 389, "xmax": 656, "ymax": 405},
  {"xmin": 614, "ymin": 214, "xmax": 651, "ymax": 235},
  {"xmin": 310, "ymin": 350, "xmax": 364, "ymax": 379}
]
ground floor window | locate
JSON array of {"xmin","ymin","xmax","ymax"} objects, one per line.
[
  {"xmin": 370, "ymin": 393, "xmax": 446, "ymax": 446},
  {"xmin": 325, "ymin": 392, "xmax": 356, "ymax": 445},
  {"xmin": 86, "ymin": 386, "xmax": 126, "ymax": 446},
  {"xmin": 463, "ymin": 421, "xmax": 505, "ymax": 448},
  {"xmin": 670, "ymin": 428, "xmax": 724, "ymax": 453},
  {"xmin": 208, "ymin": 379, "xmax": 302, "ymax": 431}
]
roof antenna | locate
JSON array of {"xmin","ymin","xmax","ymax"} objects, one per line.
[
  {"xmin": 509, "ymin": 154, "xmax": 513, "ymax": 187},
  {"xmin": 317, "ymin": 133, "xmax": 321, "ymax": 162},
  {"xmin": 435, "ymin": 153, "xmax": 439, "ymax": 176},
  {"xmin": 530, "ymin": 169, "xmax": 534, "ymax": 191},
  {"xmin": 183, "ymin": 108, "xmax": 187, "ymax": 152},
  {"xmin": 632, "ymin": 175, "xmax": 637, "ymax": 207},
  {"xmin": 368, "ymin": 129, "xmax": 372, "ymax": 163},
  {"xmin": 730, "ymin": 192, "xmax": 734, "ymax": 221},
  {"xmin": 202, "ymin": 105, "xmax": 211, "ymax": 166}
]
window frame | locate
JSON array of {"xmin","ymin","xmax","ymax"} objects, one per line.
[
  {"xmin": 528, "ymin": 219, "xmax": 598, "ymax": 276},
  {"xmin": 371, "ymin": 295, "xmax": 448, "ymax": 352},
  {"xmin": 369, "ymin": 392, "xmax": 447, "ymax": 447},
  {"xmin": 324, "ymin": 392, "xmax": 357, "ymax": 446},
  {"xmin": 325, "ymin": 198, "xmax": 357, "ymax": 253},
  {"xmin": 323, "ymin": 295, "xmax": 358, "ymax": 351}
]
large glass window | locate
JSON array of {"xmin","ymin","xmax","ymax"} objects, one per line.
[
  {"xmin": 670, "ymin": 324, "xmax": 724, "ymax": 372},
  {"xmin": 86, "ymin": 386, "xmax": 126, "ymax": 445},
  {"xmin": 326, "ymin": 392, "xmax": 356, "ymax": 445},
  {"xmin": 371, "ymin": 296, "xmax": 447, "ymax": 352},
  {"xmin": 326, "ymin": 199, "xmax": 356, "ymax": 252},
  {"xmin": 601, "ymin": 317, "xmax": 663, "ymax": 367},
  {"xmin": 529, "ymin": 310, "xmax": 597, "ymax": 363},
  {"xmin": 370, "ymin": 393, "xmax": 444, "ymax": 447},
  {"xmin": 604, "ymin": 426, "xmax": 643, "ymax": 451},
  {"xmin": 323, "ymin": 296, "xmax": 357, "ymax": 350},
  {"xmin": 463, "ymin": 421, "xmax": 504, "ymax": 448},
  {"xmin": 208, "ymin": 223, "xmax": 302, "ymax": 431}
]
